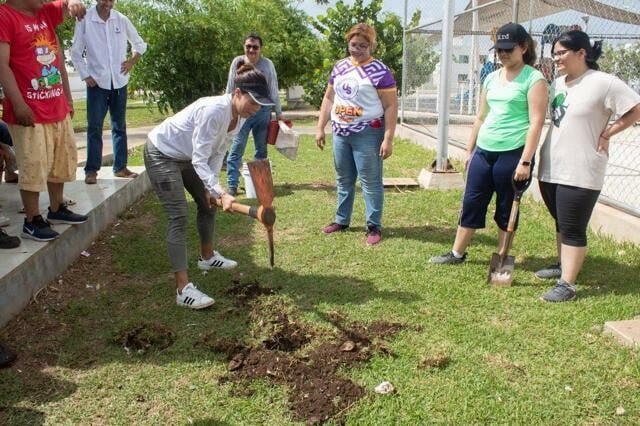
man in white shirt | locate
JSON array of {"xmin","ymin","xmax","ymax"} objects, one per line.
[{"xmin": 70, "ymin": 0, "xmax": 147, "ymax": 184}]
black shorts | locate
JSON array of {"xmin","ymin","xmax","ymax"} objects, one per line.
[{"xmin": 539, "ymin": 181, "xmax": 600, "ymax": 247}]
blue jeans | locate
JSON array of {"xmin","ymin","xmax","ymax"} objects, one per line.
[
  {"xmin": 332, "ymin": 125, "xmax": 385, "ymax": 228},
  {"xmin": 226, "ymin": 105, "xmax": 271, "ymax": 189},
  {"xmin": 85, "ymin": 84, "xmax": 128, "ymax": 174}
]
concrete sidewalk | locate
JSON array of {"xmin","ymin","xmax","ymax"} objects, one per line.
[{"xmin": 0, "ymin": 127, "xmax": 153, "ymax": 327}]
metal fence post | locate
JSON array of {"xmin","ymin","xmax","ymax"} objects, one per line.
[{"xmin": 436, "ymin": 0, "xmax": 455, "ymax": 171}]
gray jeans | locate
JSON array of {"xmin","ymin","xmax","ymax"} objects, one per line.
[{"xmin": 144, "ymin": 140, "xmax": 216, "ymax": 272}]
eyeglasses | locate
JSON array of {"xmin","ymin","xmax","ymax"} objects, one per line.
[
  {"xmin": 244, "ymin": 44, "xmax": 260, "ymax": 51},
  {"xmin": 496, "ymin": 47, "xmax": 514, "ymax": 54},
  {"xmin": 349, "ymin": 43, "xmax": 370, "ymax": 51},
  {"xmin": 552, "ymin": 49, "xmax": 571, "ymax": 59}
]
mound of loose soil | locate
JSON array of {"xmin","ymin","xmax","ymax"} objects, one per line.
[
  {"xmin": 113, "ymin": 322, "xmax": 175, "ymax": 353},
  {"xmin": 221, "ymin": 307, "xmax": 406, "ymax": 424}
]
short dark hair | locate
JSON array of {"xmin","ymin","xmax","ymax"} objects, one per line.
[
  {"xmin": 244, "ymin": 32, "xmax": 263, "ymax": 47},
  {"xmin": 552, "ymin": 30, "xmax": 603, "ymax": 70}
]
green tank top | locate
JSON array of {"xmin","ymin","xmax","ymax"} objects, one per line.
[{"xmin": 477, "ymin": 65, "xmax": 545, "ymax": 152}]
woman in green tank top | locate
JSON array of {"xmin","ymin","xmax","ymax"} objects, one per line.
[{"xmin": 430, "ymin": 23, "xmax": 548, "ymax": 267}]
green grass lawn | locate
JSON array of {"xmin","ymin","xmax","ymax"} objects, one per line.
[
  {"xmin": 71, "ymin": 98, "xmax": 170, "ymax": 133},
  {"xmin": 1, "ymin": 136, "xmax": 639, "ymax": 424}
]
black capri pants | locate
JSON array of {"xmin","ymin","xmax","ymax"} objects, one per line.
[
  {"xmin": 460, "ymin": 146, "xmax": 524, "ymax": 231},
  {"xmin": 539, "ymin": 181, "xmax": 600, "ymax": 247}
]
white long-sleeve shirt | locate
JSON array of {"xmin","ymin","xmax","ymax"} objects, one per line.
[
  {"xmin": 70, "ymin": 6, "xmax": 147, "ymax": 90},
  {"xmin": 147, "ymin": 94, "xmax": 245, "ymax": 197}
]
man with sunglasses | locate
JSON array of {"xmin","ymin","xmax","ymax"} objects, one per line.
[{"xmin": 224, "ymin": 32, "xmax": 283, "ymax": 196}]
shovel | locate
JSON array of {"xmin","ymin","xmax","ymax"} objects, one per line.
[
  {"xmin": 216, "ymin": 159, "xmax": 276, "ymax": 267},
  {"xmin": 487, "ymin": 173, "xmax": 532, "ymax": 286}
]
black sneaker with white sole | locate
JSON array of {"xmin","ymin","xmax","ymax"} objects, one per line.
[
  {"xmin": 22, "ymin": 215, "xmax": 59, "ymax": 242},
  {"xmin": 47, "ymin": 204, "xmax": 88, "ymax": 225}
]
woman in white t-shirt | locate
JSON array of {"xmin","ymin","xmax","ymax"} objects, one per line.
[
  {"xmin": 536, "ymin": 30, "xmax": 640, "ymax": 302},
  {"xmin": 144, "ymin": 64, "xmax": 274, "ymax": 310}
]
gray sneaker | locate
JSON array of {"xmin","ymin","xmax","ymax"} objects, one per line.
[
  {"xmin": 541, "ymin": 279, "xmax": 576, "ymax": 302},
  {"xmin": 429, "ymin": 251, "xmax": 466, "ymax": 265},
  {"xmin": 535, "ymin": 263, "xmax": 562, "ymax": 279}
]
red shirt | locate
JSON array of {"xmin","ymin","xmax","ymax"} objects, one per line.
[{"xmin": 0, "ymin": 0, "xmax": 70, "ymax": 124}]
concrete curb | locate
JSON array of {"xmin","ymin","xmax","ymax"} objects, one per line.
[{"xmin": 0, "ymin": 167, "xmax": 150, "ymax": 327}]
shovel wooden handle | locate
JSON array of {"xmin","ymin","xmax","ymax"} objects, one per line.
[{"xmin": 507, "ymin": 199, "xmax": 520, "ymax": 233}]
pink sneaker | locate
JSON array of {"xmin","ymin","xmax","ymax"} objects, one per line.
[
  {"xmin": 366, "ymin": 225, "xmax": 382, "ymax": 245},
  {"xmin": 322, "ymin": 222, "xmax": 349, "ymax": 234}
]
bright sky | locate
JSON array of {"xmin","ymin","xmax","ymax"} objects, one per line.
[{"xmin": 295, "ymin": 0, "xmax": 470, "ymax": 24}]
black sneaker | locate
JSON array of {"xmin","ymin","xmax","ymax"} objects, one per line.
[
  {"xmin": 429, "ymin": 251, "xmax": 467, "ymax": 264},
  {"xmin": 22, "ymin": 215, "xmax": 59, "ymax": 242},
  {"xmin": 0, "ymin": 229, "xmax": 20, "ymax": 249},
  {"xmin": 47, "ymin": 204, "xmax": 88, "ymax": 225},
  {"xmin": 0, "ymin": 341, "xmax": 17, "ymax": 368},
  {"xmin": 540, "ymin": 279, "xmax": 576, "ymax": 302}
]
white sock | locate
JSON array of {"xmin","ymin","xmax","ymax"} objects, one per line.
[{"xmin": 451, "ymin": 250, "xmax": 464, "ymax": 258}]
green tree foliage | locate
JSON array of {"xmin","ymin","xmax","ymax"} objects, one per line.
[
  {"xmin": 404, "ymin": 11, "xmax": 438, "ymax": 93},
  {"xmin": 106, "ymin": 0, "xmax": 321, "ymax": 112},
  {"xmin": 600, "ymin": 43, "xmax": 640, "ymax": 89}
]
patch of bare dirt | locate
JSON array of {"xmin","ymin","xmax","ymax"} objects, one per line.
[
  {"xmin": 225, "ymin": 279, "xmax": 278, "ymax": 304},
  {"xmin": 112, "ymin": 322, "xmax": 175, "ymax": 353},
  {"xmin": 210, "ymin": 305, "xmax": 406, "ymax": 424}
]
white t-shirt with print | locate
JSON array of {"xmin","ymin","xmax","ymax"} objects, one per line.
[{"xmin": 538, "ymin": 70, "xmax": 640, "ymax": 190}]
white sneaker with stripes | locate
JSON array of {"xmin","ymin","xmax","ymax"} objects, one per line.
[
  {"xmin": 197, "ymin": 251, "xmax": 238, "ymax": 270},
  {"xmin": 176, "ymin": 283, "xmax": 215, "ymax": 309}
]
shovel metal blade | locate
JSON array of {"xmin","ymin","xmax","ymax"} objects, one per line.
[{"xmin": 488, "ymin": 253, "xmax": 515, "ymax": 286}]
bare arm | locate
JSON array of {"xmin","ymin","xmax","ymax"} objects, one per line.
[
  {"xmin": 378, "ymin": 89, "xmax": 398, "ymax": 159},
  {"xmin": 0, "ymin": 42, "xmax": 33, "ymax": 126},
  {"xmin": 315, "ymin": 85, "xmax": 334, "ymax": 150},
  {"xmin": 514, "ymin": 79, "xmax": 548, "ymax": 181},
  {"xmin": 62, "ymin": 0, "xmax": 86, "ymax": 20},
  {"xmin": 465, "ymin": 89, "xmax": 489, "ymax": 169},
  {"xmin": 599, "ymin": 103, "xmax": 640, "ymax": 154}
]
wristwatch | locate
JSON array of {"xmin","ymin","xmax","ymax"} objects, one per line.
[{"xmin": 521, "ymin": 160, "xmax": 531, "ymax": 166}]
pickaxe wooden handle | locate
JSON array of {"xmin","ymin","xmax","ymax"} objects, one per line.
[{"xmin": 215, "ymin": 200, "xmax": 276, "ymax": 227}]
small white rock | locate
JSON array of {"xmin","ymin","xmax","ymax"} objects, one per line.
[
  {"xmin": 374, "ymin": 381, "xmax": 395, "ymax": 395},
  {"xmin": 80, "ymin": 250, "xmax": 90, "ymax": 257}
]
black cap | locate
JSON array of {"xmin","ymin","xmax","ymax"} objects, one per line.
[
  {"xmin": 236, "ymin": 82, "xmax": 274, "ymax": 106},
  {"xmin": 492, "ymin": 22, "xmax": 528, "ymax": 50}
]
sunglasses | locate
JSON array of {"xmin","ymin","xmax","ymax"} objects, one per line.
[
  {"xmin": 497, "ymin": 47, "xmax": 515, "ymax": 54},
  {"xmin": 349, "ymin": 42, "xmax": 370, "ymax": 50},
  {"xmin": 244, "ymin": 44, "xmax": 260, "ymax": 51}
]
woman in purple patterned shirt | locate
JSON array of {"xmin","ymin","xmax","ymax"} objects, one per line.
[{"xmin": 315, "ymin": 23, "xmax": 398, "ymax": 246}]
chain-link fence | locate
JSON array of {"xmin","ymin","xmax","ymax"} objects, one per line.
[{"xmin": 401, "ymin": 0, "xmax": 640, "ymax": 216}]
